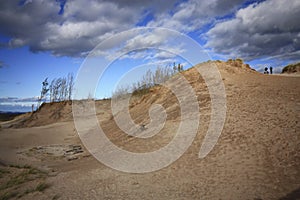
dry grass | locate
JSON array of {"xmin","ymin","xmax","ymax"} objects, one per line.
[{"xmin": 0, "ymin": 165, "xmax": 50, "ymax": 200}]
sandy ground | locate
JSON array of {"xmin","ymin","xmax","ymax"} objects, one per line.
[{"xmin": 0, "ymin": 61, "xmax": 299, "ymax": 200}]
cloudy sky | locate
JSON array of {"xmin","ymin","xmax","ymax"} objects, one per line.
[{"xmin": 0, "ymin": 0, "xmax": 299, "ymax": 111}]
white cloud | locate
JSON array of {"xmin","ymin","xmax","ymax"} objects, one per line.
[
  {"xmin": 0, "ymin": 0, "xmax": 246, "ymax": 57},
  {"xmin": 0, "ymin": 0, "xmax": 299, "ymax": 63},
  {"xmin": 89, "ymin": 28, "xmax": 187, "ymax": 61},
  {"xmin": 205, "ymin": 0, "xmax": 300, "ymax": 61},
  {"xmin": 0, "ymin": 96, "xmax": 39, "ymax": 103},
  {"xmin": 0, "ymin": 96, "xmax": 40, "ymax": 112},
  {"xmin": 147, "ymin": 0, "xmax": 245, "ymax": 32},
  {"xmin": 0, "ymin": 0, "xmax": 145, "ymax": 56}
]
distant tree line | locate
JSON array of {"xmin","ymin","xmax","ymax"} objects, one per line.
[
  {"xmin": 38, "ymin": 62, "xmax": 184, "ymax": 105},
  {"xmin": 38, "ymin": 73, "xmax": 74, "ymax": 108}
]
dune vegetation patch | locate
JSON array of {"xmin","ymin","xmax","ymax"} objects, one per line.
[
  {"xmin": 282, "ymin": 62, "xmax": 300, "ymax": 74},
  {"xmin": 0, "ymin": 165, "xmax": 50, "ymax": 200}
]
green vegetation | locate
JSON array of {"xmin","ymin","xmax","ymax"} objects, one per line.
[
  {"xmin": 52, "ymin": 194, "xmax": 60, "ymax": 200},
  {"xmin": 281, "ymin": 62, "xmax": 300, "ymax": 74},
  {"xmin": 226, "ymin": 58, "xmax": 252, "ymax": 69},
  {"xmin": 0, "ymin": 191, "xmax": 18, "ymax": 200},
  {"xmin": 0, "ymin": 165, "xmax": 49, "ymax": 200},
  {"xmin": 36, "ymin": 182, "xmax": 50, "ymax": 192},
  {"xmin": 0, "ymin": 112, "xmax": 24, "ymax": 122},
  {"xmin": 0, "ymin": 168, "xmax": 10, "ymax": 178},
  {"xmin": 1, "ymin": 166, "xmax": 45, "ymax": 190},
  {"xmin": 235, "ymin": 58, "xmax": 243, "ymax": 63}
]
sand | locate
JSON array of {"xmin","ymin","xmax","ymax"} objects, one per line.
[{"xmin": 0, "ymin": 61, "xmax": 299, "ymax": 200}]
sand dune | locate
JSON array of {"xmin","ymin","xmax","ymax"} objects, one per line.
[{"xmin": 0, "ymin": 61, "xmax": 299, "ymax": 199}]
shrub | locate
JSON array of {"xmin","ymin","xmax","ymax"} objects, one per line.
[
  {"xmin": 112, "ymin": 64, "xmax": 177, "ymax": 98},
  {"xmin": 36, "ymin": 182, "xmax": 50, "ymax": 192}
]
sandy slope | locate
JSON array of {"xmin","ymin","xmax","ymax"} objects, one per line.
[{"xmin": 0, "ymin": 61, "xmax": 299, "ymax": 200}]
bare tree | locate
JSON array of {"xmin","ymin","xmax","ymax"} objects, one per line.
[
  {"xmin": 67, "ymin": 73, "xmax": 74, "ymax": 101},
  {"xmin": 38, "ymin": 78, "xmax": 49, "ymax": 108},
  {"xmin": 113, "ymin": 64, "xmax": 176, "ymax": 98},
  {"xmin": 48, "ymin": 73, "xmax": 74, "ymax": 102},
  {"xmin": 59, "ymin": 77, "xmax": 67, "ymax": 101},
  {"xmin": 49, "ymin": 79, "xmax": 55, "ymax": 102},
  {"xmin": 50, "ymin": 78, "xmax": 62, "ymax": 102}
]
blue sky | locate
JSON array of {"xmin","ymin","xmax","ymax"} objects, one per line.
[{"xmin": 0, "ymin": 0, "xmax": 299, "ymax": 112}]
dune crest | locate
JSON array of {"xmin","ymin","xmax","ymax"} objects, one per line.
[{"xmin": 0, "ymin": 61, "xmax": 299, "ymax": 199}]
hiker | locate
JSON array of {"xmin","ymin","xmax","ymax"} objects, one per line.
[
  {"xmin": 264, "ymin": 67, "xmax": 269, "ymax": 74},
  {"xmin": 270, "ymin": 67, "xmax": 273, "ymax": 74},
  {"xmin": 173, "ymin": 62, "xmax": 177, "ymax": 72}
]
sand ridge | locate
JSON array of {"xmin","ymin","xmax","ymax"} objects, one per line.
[{"xmin": 0, "ymin": 61, "xmax": 299, "ymax": 199}]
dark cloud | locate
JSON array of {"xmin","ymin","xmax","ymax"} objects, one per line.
[
  {"xmin": 0, "ymin": 0, "xmax": 180, "ymax": 57},
  {"xmin": 103, "ymin": 0, "xmax": 179, "ymax": 12},
  {"xmin": 0, "ymin": 0, "xmax": 299, "ymax": 63},
  {"xmin": 0, "ymin": 0, "xmax": 247, "ymax": 57},
  {"xmin": 0, "ymin": 1, "xmax": 127, "ymax": 56},
  {"xmin": 205, "ymin": 0, "xmax": 300, "ymax": 61}
]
